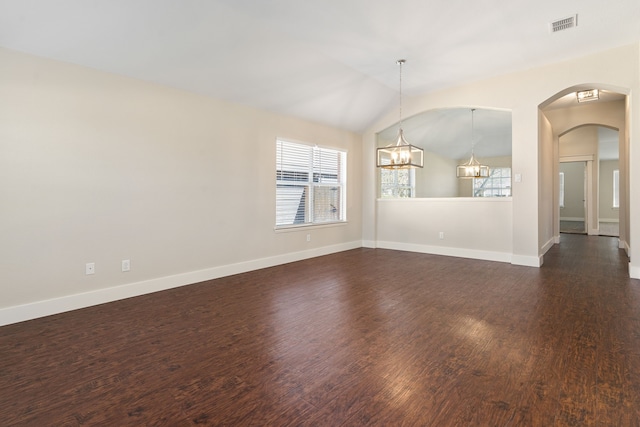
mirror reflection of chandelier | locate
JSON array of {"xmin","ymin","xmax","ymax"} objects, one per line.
[
  {"xmin": 456, "ymin": 108, "xmax": 489, "ymax": 178},
  {"xmin": 376, "ymin": 60, "xmax": 424, "ymax": 169}
]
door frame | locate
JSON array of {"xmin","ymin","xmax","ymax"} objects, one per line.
[{"xmin": 559, "ymin": 155, "xmax": 596, "ymax": 235}]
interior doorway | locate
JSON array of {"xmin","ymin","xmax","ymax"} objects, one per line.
[
  {"xmin": 559, "ymin": 161, "xmax": 586, "ymax": 234},
  {"xmin": 557, "ymin": 125, "xmax": 620, "ymax": 237},
  {"xmin": 539, "ymin": 85, "xmax": 629, "ymax": 272}
]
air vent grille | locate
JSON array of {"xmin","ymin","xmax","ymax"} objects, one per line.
[{"xmin": 550, "ymin": 15, "xmax": 577, "ymax": 33}]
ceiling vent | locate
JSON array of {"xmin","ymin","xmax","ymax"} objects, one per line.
[{"xmin": 550, "ymin": 14, "xmax": 578, "ymax": 33}]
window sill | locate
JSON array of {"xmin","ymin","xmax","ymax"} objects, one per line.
[
  {"xmin": 377, "ymin": 197, "xmax": 512, "ymax": 202},
  {"xmin": 274, "ymin": 221, "xmax": 348, "ymax": 233}
]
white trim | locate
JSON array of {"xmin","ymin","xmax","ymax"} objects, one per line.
[
  {"xmin": 560, "ymin": 217, "xmax": 585, "ymax": 221},
  {"xmin": 559, "ymin": 155, "xmax": 594, "ymax": 162},
  {"xmin": 362, "ymin": 240, "xmax": 377, "ymax": 248},
  {"xmin": 630, "ymin": 264, "xmax": 640, "ymax": 280},
  {"xmin": 0, "ymin": 241, "xmax": 362, "ymax": 326},
  {"xmin": 376, "ymin": 240, "xmax": 512, "ymax": 264},
  {"xmin": 540, "ymin": 237, "xmax": 555, "ymax": 255},
  {"xmin": 599, "ymin": 219, "xmax": 620, "ymax": 223},
  {"xmin": 554, "ymin": 235, "xmax": 561, "ymax": 244},
  {"xmin": 274, "ymin": 221, "xmax": 348, "ymax": 232},
  {"xmin": 511, "ymin": 254, "xmax": 543, "ymax": 267},
  {"xmin": 622, "ymin": 239, "xmax": 630, "ymax": 255},
  {"xmin": 376, "ymin": 197, "xmax": 513, "ymax": 203}
]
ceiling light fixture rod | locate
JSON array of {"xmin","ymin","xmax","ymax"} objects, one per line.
[
  {"xmin": 376, "ymin": 59, "xmax": 424, "ymax": 169},
  {"xmin": 456, "ymin": 108, "xmax": 489, "ymax": 179},
  {"xmin": 470, "ymin": 108, "xmax": 476, "ymax": 155},
  {"xmin": 397, "ymin": 59, "xmax": 405, "ymax": 134}
]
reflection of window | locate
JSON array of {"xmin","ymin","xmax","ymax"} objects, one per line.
[
  {"xmin": 276, "ymin": 139, "xmax": 346, "ymax": 227},
  {"xmin": 613, "ymin": 169, "xmax": 619, "ymax": 208},
  {"xmin": 559, "ymin": 172, "xmax": 565, "ymax": 208},
  {"xmin": 380, "ymin": 169, "xmax": 415, "ymax": 198},
  {"xmin": 473, "ymin": 167, "xmax": 511, "ymax": 197}
]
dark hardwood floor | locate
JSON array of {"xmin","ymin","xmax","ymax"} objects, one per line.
[{"xmin": 1, "ymin": 234, "xmax": 639, "ymax": 426}]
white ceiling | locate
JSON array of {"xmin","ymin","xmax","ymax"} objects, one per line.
[{"xmin": 1, "ymin": 0, "xmax": 639, "ymax": 132}]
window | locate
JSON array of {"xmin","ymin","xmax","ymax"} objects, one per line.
[
  {"xmin": 380, "ymin": 169, "xmax": 415, "ymax": 198},
  {"xmin": 473, "ymin": 167, "xmax": 511, "ymax": 197},
  {"xmin": 613, "ymin": 169, "xmax": 619, "ymax": 208},
  {"xmin": 559, "ymin": 172, "xmax": 565, "ymax": 208},
  {"xmin": 276, "ymin": 139, "xmax": 346, "ymax": 227}
]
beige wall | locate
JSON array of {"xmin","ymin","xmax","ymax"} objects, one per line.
[
  {"xmin": 376, "ymin": 198, "xmax": 513, "ymax": 262},
  {"xmin": 414, "ymin": 151, "xmax": 459, "ymax": 198},
  {"xmin": 0, "ymin": 47, "xmax": 362, "ymax": 323},
  {"xmin": 559, "ymin": 124, "xmax": 599, "ymax": 156}
]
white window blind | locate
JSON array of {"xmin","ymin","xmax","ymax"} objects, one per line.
[
  {"xmin": 613, "ymin": 169, "xmax": 619, "ymax": 208},
  {"xmin": 276, "ymin": 140, "xmax": 346, "ymax": 227}
]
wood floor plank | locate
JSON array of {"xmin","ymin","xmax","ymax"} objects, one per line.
[{"xmin": 1, "ymin": 234, "xmax": 639, "ymax": 425}]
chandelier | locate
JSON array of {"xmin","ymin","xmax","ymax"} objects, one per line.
[
  {"xmin": 456, "ymin": 108, "xmax": 489, "ymax": 178},
  {"xmin": 376, "ymin": 60, "xmax": 424, "ymax": 169}
]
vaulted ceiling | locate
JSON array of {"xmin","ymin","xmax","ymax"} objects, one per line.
[{"xmin": 1, "ymin": 0, "xmax": 638, "ymax": 132}]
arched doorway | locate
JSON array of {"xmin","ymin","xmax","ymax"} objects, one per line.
[
  {"xmin": 539, "ymin": 85, "xmax": 629, "ymax": 255},
  {"xmin": 557, "ymin": 125, "xmax": 620, "ymax": 237}
]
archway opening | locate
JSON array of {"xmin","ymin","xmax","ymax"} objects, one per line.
[{"xmin": 538, "ymin": 84, "xmax": 629, "ymax": 258}]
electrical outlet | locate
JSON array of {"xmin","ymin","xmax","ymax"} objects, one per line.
[
  {"xmin": 306, "ymin": 234, "xmax": 311, "ymax": 242},
  {"xmin": 439, "ymin": 232, "xmax": 445, "ymax": 240},
  {"xmin": 85, "ymin": 262, "xmax": 95, "ymax": 275},
  {"xmin": 122, "ymin": 259, "xmax": 131, "ymax": 272}
]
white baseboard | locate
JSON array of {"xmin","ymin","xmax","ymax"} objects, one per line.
[
  {"xmin": 535, "ymin": 237, "xmax": 557, "ymax": 268},
  {"xmin": 511, "ymin": 254, "xmax": 543, "ymax": 267},
  {"xmin": 361, "ymin": 239, "xmax": 376, "ymax": 248},
  {"xmin": 375, "ymin": 240, "xmax": 512, "ymax": 264},
  {"xmin": 540, "ymin": 237, "xmax": 555, "ymax": 255},
  {"xmin": 630, "ymin": 264, "xmax": 640, "ymax": 280},
  {"xmin": 621, "ymin": 239, "xmax": 630, "ymax": 255},
  {"xmin": 0, "ymin": 241, "xmax": 363, "ymax": 327}
]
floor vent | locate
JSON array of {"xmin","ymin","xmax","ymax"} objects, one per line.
[{"xmin": 550, "ymin": 14, "xmax": 577, "ymax": 33}]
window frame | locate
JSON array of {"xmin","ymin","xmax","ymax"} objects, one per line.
[{"xmin": 275, "ymin": 139, "xmax": 347, "ymax": 229}]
